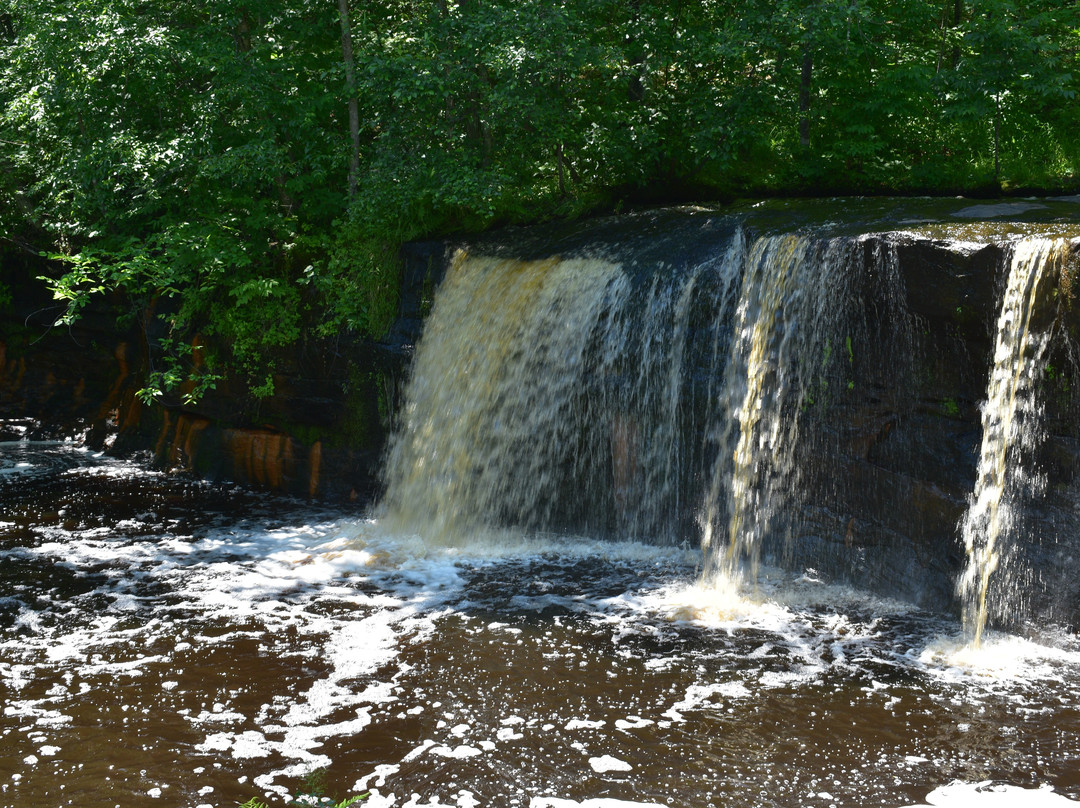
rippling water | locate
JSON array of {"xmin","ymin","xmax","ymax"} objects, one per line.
[{"xmin": 2, "ymin": 442, "xmax": 1079, "ymax": 808}]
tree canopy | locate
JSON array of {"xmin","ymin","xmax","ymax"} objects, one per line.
[{"xmin": 2, "ymin": 0, "xmax": 1078, "ymax": 400}]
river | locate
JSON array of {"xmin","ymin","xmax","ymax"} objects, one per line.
[{"xmin": 2, "ymin": 438, "xmax": 1079, "ymax": 808}]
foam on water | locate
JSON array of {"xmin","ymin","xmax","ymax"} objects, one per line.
[
  {"xmin": 902, "ymin": 781, "xmax": 1078, "ymax": 806},
  {"xmin": 532, "ymin": 799, "xmax": 666, "ymax": 808},
  {"xmin": 917, "ymin": 630, "xmax": 1080, "ymax": 688},
  {"xmin": 5, "ymin": 445, "xmax": 1080, "ymax": 806}
]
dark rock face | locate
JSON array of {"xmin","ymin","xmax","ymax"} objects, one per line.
[
  {"xmin": 0, "ymin": 248, "xmax": 141, "ymax": 445},
  {"xmin": 787, "ymin": 235, "xmax": 1005, "ymax": 609},
  {"xmin": 0, "ymin": 242, "xmax": 444, "ymax": 502},
  {"xmin": 783, "ymin": 231, "xmax": 1080, "ymax": 618}
]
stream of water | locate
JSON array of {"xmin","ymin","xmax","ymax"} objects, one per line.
[
  {"xmin": 956, "ymin": 239, "xmax": 1070, "ymax": 646},
  {"xmin": 3, "ymin": 440, "xmax": 1080, "ymax": 808}
]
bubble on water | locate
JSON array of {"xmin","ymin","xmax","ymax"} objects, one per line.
[{"xmin": 531, "ymin": 798, "xmax": 668, "ymax": 808}]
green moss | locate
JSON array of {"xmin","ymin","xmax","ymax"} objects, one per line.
[
  {"xmin": 268, "ymin": 419, "xmax": 328, "ymax": 448},
  {"xmin": 340, "ymin": 366, "xmax": 393, "ymax": 452}
]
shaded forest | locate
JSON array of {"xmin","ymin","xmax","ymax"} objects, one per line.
[{"xmin": 1, "ymin": 0, "xmax": 1078, "ymax": 398}]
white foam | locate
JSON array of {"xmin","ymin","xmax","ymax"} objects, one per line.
[
  {"xmin": 395, "ymin": 792, "xmax": 482, "ymax": 808},
  {"xmin": 662, "ymin": 680, "xmax": 751, "ymax": 723},
  {"xmin": 916, "ymin": 631, "xmax": 1080, "ymax": 686},
  {"xmin": 902, "ymin": 781, "xmax": 1078, "ymax": 806},
  {"xmin": 429, "ymin": 744, "xmax": 483, "ymax": 759},
  {"xmin": 608, "ymin": 565, "xmax": 908, "ymax": 649},
  {"xmin": 588, "ymin": 755, "xmax": 632, "ymax": 773},
  {"xmin": 352, "ymin": 763, "xmax": 400, "ymax": 792}
]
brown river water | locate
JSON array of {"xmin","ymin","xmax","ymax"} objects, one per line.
[{"xmin": 2, "ymin": 438, "xmax": 1080, "ymax": 808}]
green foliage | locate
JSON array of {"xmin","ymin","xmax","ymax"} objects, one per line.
[
  {"xmin": 3, "ymin": 0, "xmax": 1079, "ymax": 402},
  {"xmin": 135, "ymin": 337, "xmax": 221, "ymax": 407}
]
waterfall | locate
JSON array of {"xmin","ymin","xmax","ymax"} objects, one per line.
[
  {"xmin": 380, "ymin": 231, "xmax": 872, "ymax": 594},
  {"xmin": 380, "ymin": 246, "xmax": 746, "ymax": 542},
  {"xmin": 957, "ymin": 238, "xmax": 1069, "ymax": 646},
  {"xmin": 380, "ymin": 251, "xmax": 627, "ymax": 540},
  {"xmin": 699, "ymin": 235, "xmax": 810, "ymax": 584},
  {"xmin": 698, "ymin": 235, "xmax": 866, "ymax": 587}
]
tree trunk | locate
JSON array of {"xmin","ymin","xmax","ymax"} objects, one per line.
[
  {"xmin": 556, "ymin": 142, "xmax": 566, "ymax": 195},
  {"xmin": 337, "ymin": 0, "xmax": 361, "ymax": 198},
  {"xmin": 799, "ymin": 47, "xmax": 813, "ymax": 149},
  {"xmin": 993, "ymin": 94, "xmax": 1001, "ymax": 185},
  {"xmin": 936, "ymin": 0, "xmax": 949, "ymax": 73},
  {"xmin": 951, "ymin": 0, "xmax": 963, "ymax": 70},
  {"xmin": 235, "ymin": 11, "xmax": 251, "ymax": 53}
]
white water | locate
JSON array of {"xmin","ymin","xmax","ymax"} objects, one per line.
[
  {"xmin": 956, "ymin": 238, "xmax": 1069, "ymax": 646},
  {"xmin": 384, "ymin": 236, "xmax": 873, "ymax": 594}
]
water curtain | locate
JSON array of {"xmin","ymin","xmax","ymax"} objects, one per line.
[
  {"xmin": 382, "ymin": 228, "xmax": 1077, "ymax": 637},
  {"xmin": 382, "ymin": 235, "xmax": 859, "ymax": 579},
  {"xmin": 957, "ymin": 238, "xmax": 1069, "ymax": 646}
]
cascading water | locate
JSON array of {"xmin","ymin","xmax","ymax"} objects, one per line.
[
  {"xmin": 381, "ymin": 231, "xmax": 878, "ymax": 594},
  {"xmin": 698, "ymin": 235, "xmax": 866, "ymax": 587},
  {"xmin": 380, "ymin": 251, "xmax": 628, "ymax": 540},
  {"xmin": 380, "ymin": 245, "xmax": 748, "ymax": 544},
  {"xmin": 699, "ymin": 235, "xmax": 809, "ymax": 586},
  {"xmin": 957, "ymin": 237, "xmax": 1070, "ymax": 646}
]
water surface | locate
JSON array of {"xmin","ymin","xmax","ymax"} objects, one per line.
[{"xmin": 1, "ymin": 442, "xmax": 1079, "ymax": 808}]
